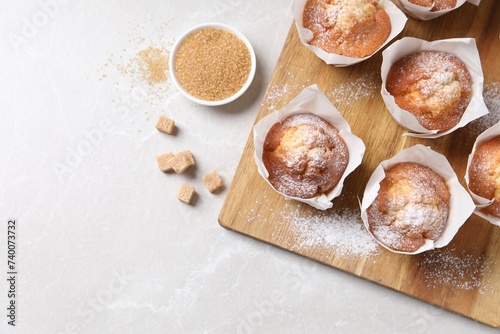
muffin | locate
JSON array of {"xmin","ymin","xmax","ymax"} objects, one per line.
[
  {"xmin": 366, "ymin": 162, "xmax": 450, "ymax": 252},
  {"xmin": 385, "ymin": 50, "xmax": 472, "ymax": 133},
  {"xmin": 302, "ymin": 0, "xmax": 391, "ymax": 58},
  {"xmin": 262, "ymin": 113, "xmax": 349, "ymax": 199},
  {"xmin": 468, "ymin": 135, "xmax": 500, "ymax": 218},
  {"xmin": 408, "ymin": 0, "xmax": 456, "ymax": 11}
]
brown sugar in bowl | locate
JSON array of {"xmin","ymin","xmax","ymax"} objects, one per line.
[{"xmin": 169, "ymin": 23, "xmax": 256, "ymax": 106}]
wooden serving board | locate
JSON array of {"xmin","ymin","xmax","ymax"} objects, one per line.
[{"xmin": 219, "ymin": 0, "xmax": 500, "ymax": 327}]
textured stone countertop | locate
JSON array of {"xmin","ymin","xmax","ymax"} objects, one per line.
[{"xmin": 1, "ymin": 1, "xmax": 499, "ymax": 333}]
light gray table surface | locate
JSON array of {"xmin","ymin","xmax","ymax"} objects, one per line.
[{"xmin": 2, "ymin": 1, "xmax": 499, "ymax": 333}]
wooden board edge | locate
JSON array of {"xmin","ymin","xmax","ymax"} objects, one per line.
[{"xmin": 219, "ymin": 203, "xmax": 499, "ymax": 328}]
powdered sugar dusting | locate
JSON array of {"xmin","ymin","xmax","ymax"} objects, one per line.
[
  {"xmin": 366, "ymin": 162, "xmax": 449, "ymax": 252},
  {"xmin": 302, "ymin": 0, "xmax": 389, "ymax": 58},
  {"xmin": 417, "ymin": 247, "xmax": 495, "ymax": 293},
  {"xmin": 386, "ymin": 51, "xmax": 471, "ymax": 131},
  {"xmin": 469, "ymin": 81, "xmax": 500, "ymax": 137},
  {"xmin": 484, "ymin": 82, "xmax": 500, "ymax": 115},
  {"xmin": 264, "ymin": 113, "xmax": 349, "ymax": 199},
  {"xmin": 237, "ymin": 199, "xmax": 496, "ymax": 294},
  {"xmin": 327, "ymin": 72, "xmax": 379, "ymax": 107},
  {"xmin": 263, "ymin": 71, "xmax": 378, "ymax": 114},
  {"xmin": 264, "ymin": 74, "xmax": 312, "ymax": 111},
  {"xmin": 280, "ymin": 204, "xmax": 381, "ymax": 257}
]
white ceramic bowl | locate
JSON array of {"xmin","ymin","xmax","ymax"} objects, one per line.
[{"xmin": 169, "ymin": 22, "xmax": 256, "ymax": 106}]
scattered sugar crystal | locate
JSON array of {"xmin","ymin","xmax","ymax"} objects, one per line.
[
  {"xmin": 327, "ymin": 72, "xmax": 379, "ymax": 107},
  {"xmin": 417, "ymin": 247, "xmax": 494, "ymax": 294},
  {"xmin": 281, "ymin": 205, "xmax": 381, "ymax": 257},
  {"xmin": 467, "ymin": 81, "xmax": 500, "ymax": 136},
  {"xmin": 263, "ymin": 73, "xmax": 311, "ymax": 111},
  {"xmin": 265, "ymin": 83, "xmax": 295, "ymax": 111}
]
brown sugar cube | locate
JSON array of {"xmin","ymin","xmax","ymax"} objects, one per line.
[
  {"xmin": 170, "ymin": 150, "xmax": 195, "ymax": 173},
  {"xmin": 156, "ymin": 152, "xmax": 174, "ymax": 172},
  {"xmin": 177, "ymin": 183, "xmax": 195, "ymax": 204},
  {"xmin": 202, "ymin": 171, "xmax": 224, "ymax": 193},
  {"xmin": 155, "ymin": 115, "xmax": 175, "ymax": 134}
]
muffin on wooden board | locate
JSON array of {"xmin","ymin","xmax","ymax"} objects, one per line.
[
  {"xmin": 254, "ymin": 85, "xmax": 366, "ymax": 210},
  {"xmin": 263, "ymin": 113, "xmax": 349, "ymax": 199},
  {"xmin": 395, "ymin": 0, "xmax": 479, "ymax": 21},
  {"xmin": 292, "ymin": 0, "xmax": 407, "ymax": 66},
  {"xmin": 302, "ymin": 0, "xmax": 391, "ymax": 58},
  {"xmin": 380, "ymin": 37, "xmax": 488, "ymax": 138},
  {"xmin": 408, "ymin": 0, "xmax": 456, "ymax": 11},
  {"xmin": 361, "ymin": 144, "xmax": 476, "ymax": 254},
  {"xmin": 366, "ymin": 162, "xmax": 450, "ymax": 252},
  {"xmin": 468, "ymin": 135, "xmax": 500, "ymax": 218},
  {"xmin": 385, "ymin": 50, "xmax": 472, "ymax": 133}
]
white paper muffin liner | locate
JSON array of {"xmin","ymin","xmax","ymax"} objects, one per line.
[
  {"xmin": 360, "ymin": 144, "xmax": 476, "ymax": 254},
  {"xmin": 395, "ymin": 0, "xmax": 481, "ymax": 21},
  {"xmin": 465, "ymin": 121, "xmax": 500, "ymax": 226},
  {"xmin": 381, "ymin": 37, "xmax": 488, "ymax": 138},
  {"xmin": 291, "ymin": 0, "xmax": 408, "ymax": 67},
  {"xmin": 254, "ymin": 85, "xmax": 366, "ymax": 210}
]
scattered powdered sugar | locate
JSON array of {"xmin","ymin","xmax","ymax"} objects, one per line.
[
  {"xmin": 413, "ymin": 68, "xmax": 461, "ymax": 111},
  {"xmin": 326, "ymin": 3, "xmax": 340, "ymax": 25},
  {"xmin": 484, "ymin": 82, "xmax": 500, "ymax": 115},
  {"xmin": 238, "ymin": 199, "xmax": 496, "ymax": 294},
  {"xmin": 264, "ymin": 83, "xmax": 295, "ymax": 111},
  {"xmin": 417, "ymin": 247, "xmax": 495, "ymax": 294},
  {"xmin": 469, "ymin": 81, "xmax": 500, "ymax": 136},
  {"xmin": 326, "ymin": 72, "xmax": 379, "ymax": 107},
  {"xmin": 329, "ymin": 0, "xmax": 377, "ymax": 30},
  {"xmin": 263, "ymin": 68, "xmax": 312, "ymax": 112},
  {"xmin": 263, "ymin": 71, "xmax": 378, "ymax": 115},
  {"xmin": 280, "ymin": 204, "xmax": 381, "ymax": 257},
  {"xmin": 263, "ymin": 72, "xmax": 378, "ymax": 116}
]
